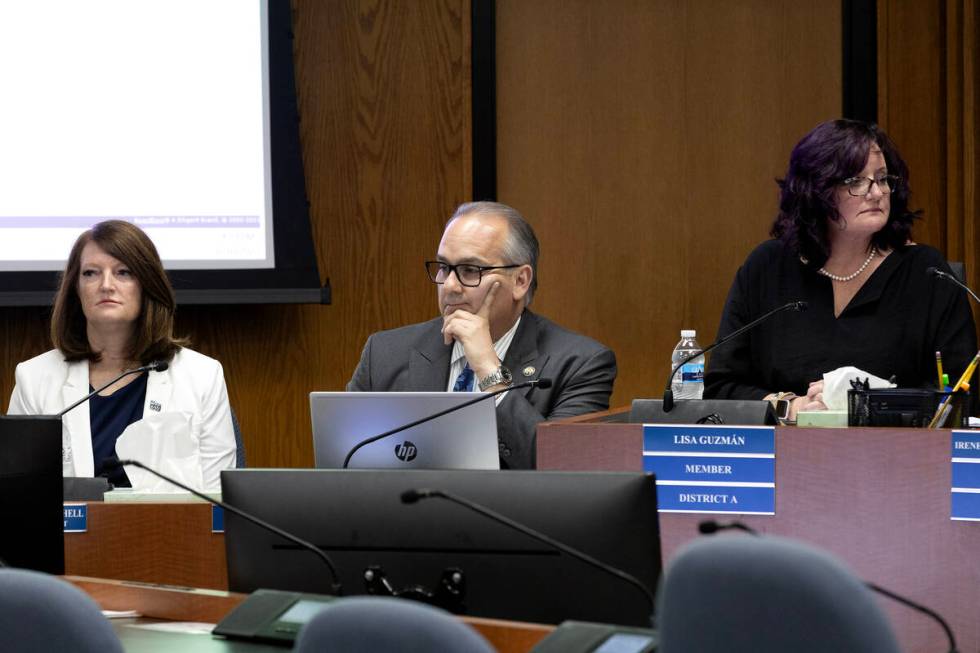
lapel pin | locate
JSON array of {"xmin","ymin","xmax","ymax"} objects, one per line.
[{"xmin": 523, "ymin": 366, "xmax": 536, "ymax": 377}]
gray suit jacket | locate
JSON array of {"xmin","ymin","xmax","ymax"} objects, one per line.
[{"xmin": 347, "ymin": 310, "xmax": 616, "ymax": 468}]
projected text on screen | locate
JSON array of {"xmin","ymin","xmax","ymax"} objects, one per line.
[{"xmin": 0, "ymin": 0, "xmax": 274, "ymax": 271}]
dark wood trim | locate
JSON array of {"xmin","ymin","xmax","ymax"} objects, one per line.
[
  {"xmin": 842, "ymin": 0, "xmax": 878, "ymax": 122},
  {"xmin": 471, "ymin": 0, "xmax": 497, "ymax": 200}
]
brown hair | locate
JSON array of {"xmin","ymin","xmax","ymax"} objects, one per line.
[{"xmin": 51, "ymin": 220, "xmax": 186, "ymax": 364}]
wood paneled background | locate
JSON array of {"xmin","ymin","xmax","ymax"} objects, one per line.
[
  {"xmin": 1, "ymin": 1, "xmax": 975, "ymax": 468},
  {"xmin": 879, "ymin": 0, "xmax": 980, "ymax": 327},
  {"xmin": 496, "ymin": 0, "xmax": 841, "ymax": 409}
]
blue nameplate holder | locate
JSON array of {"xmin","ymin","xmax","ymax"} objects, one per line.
[
  {"xmin": 63, "ymin": 503, "xmax": 88, "ymax": 533},
  {"xmin": 951, "ymin": 430, "xmax": 980, "ymax": 520},
  {"xmin": 212, "ymin": 505, "xmax": 225, "ymax": 533},
  {"xmin": 643, "ymin": 424, "xmax": 776, "ymax": 515}
]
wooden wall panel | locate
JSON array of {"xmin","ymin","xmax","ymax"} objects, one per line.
[
  {"xmin": 0, "ymin": 0, "xmax": 472, "ymax": 469},
  {"xmin": 0, "ymin": 308, "xmax": 50, "ymax": 407},
  {"xmin": 496, "ymin": 0, "xmax": 842, "ymax": 407},
  {"xmin": 879, "ymin": 0, "xmax": 980, "ymax": 331},
  {"xmin": 878, "ymin": 0, "xmax": 948, "ymax": 250}
]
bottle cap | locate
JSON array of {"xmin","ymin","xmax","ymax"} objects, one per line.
[{"xmin": 681, "ymin": 329, "xmax": 696, "ymax": 338}]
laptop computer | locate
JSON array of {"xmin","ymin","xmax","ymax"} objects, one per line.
[{"xmin": 310, "ymin": 392, "xmax": 500, "ymax": 470}]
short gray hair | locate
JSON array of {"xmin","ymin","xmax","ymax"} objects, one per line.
[{"xmin": 449, "ymin": 201, "xmax": 539, "ymax": 303}]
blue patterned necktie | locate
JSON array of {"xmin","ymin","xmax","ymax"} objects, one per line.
[{"xmin": 453, "ymin": 364, "xmax": 474, "ymax": 392}]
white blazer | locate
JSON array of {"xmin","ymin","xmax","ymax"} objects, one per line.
[{"xmin": 7, "ymin": 347, "xmax": 236, "ymax": 491}]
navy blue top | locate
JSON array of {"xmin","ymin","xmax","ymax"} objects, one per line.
[{"xmin": 90, "ymin": 373, "xmax": 148, "ymax": 487}]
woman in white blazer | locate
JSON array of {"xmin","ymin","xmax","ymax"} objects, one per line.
[{"xmin": 7, "ymin": 220, "xmax": 236, "ymax": 492}]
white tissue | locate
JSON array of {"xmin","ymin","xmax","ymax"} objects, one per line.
[
  {"xmin": 821, "ymin": 366, "xmax": 896, "ymax": 411},
  {"xmin": 115, "ymin": 412, "xmax": 204, "ymax": 492}
]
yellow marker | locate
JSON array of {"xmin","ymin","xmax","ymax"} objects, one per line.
[
  {"xmin": 951, "ymin": 352, "xmax": 980, "ymax": 393},
  {"xmin": 936, "ymin": 351, "xmax": 944, "ymax": 391}
]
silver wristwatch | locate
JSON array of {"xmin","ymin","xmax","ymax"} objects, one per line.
[{"xmin": 478, "ymin": 365, "xmax": 513, "ymax": 391}]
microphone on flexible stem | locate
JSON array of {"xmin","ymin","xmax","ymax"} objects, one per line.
[
  {"xmin": 662, "ymin": 301, "xmax": 808, "ymax": 412},
  {"xmin": 107, "ymin": 459, "xmax": 344, "ymax": 595},
  {"xmin": 343, "ymin": 377, "xmax": 553, "ymax": 468},
  {"xmin": 699, "ymin": 519, "xmax": 958, "ymax": 653},
  {"xmin": 59, "ymin": 361, "xmax": 170, "ymax": 417},
  {"xmin": 927, "ymin": 266, "xmax": 980, "ymax": 305},
  {"xmin": 864, "ymin": 582, "xmax": 959, "ymax": 653},
  {"xmin": 402, "ymin": 487, "xmax": 657, "ymax": 628}
]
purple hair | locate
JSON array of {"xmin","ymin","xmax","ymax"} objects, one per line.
[{"xmin": 769, "ymin": 119, "xmax": 919, "ymax": 266}]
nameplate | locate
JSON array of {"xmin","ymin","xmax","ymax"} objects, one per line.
[
  {"xmin": 644, "ymin": 424, "xmax": 775, "ymax": 454},
  {"xmin": 63, "ymin": 503, "xmax": 87, "ymax": 533},
  {"xmin": 951, "ymin": 431, "xmax": 980, "ymax": 521},
  {"xmin": 643, "ymin": 424, "xmax": 775, "ymax": 515}
]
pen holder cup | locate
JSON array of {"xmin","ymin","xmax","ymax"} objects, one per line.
[{"xmin": 847, "ymin": 388, "xmax": 971, "ymax": 428}]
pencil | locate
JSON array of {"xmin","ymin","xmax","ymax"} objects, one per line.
[{"xmin": 936, "ymin": 351, "xmax": 944, "ymax": 391}]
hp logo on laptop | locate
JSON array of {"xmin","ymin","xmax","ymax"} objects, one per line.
[{"xmin": 394, "ymin": 441, "xmax": 418, "ymax": 462}]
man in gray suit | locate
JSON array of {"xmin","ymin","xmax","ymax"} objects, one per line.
[{"xmin": 348, "ymin": 201, "xmax": 616, "ymax": 469}]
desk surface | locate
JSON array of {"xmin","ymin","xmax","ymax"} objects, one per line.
[
  {"xmin": 112, "ymin": 619, "xmax": 283, "ymax": 653},
  {"xmin": 71, "ymin": 577, "xmax": 553, "ymax": 653}
]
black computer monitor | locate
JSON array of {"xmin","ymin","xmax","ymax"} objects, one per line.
[
  {"xmin": 221, "ymin": 469, "xmax": 661, "ymax": 627},
  {"xmin": 0, "ymin": 415, "xmax": 64, "ymax": 573}
]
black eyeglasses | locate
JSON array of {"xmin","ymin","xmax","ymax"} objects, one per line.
[
  {"xmin": 424, "ymin": 261, "xmax": 520, "ymax": 287},
  {"xmin": 841, "ymin": 174, "xmax": 900, "ymax": 197}
]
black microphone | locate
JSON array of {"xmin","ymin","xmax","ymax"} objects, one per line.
[
  {"xmin": 108, "ymin": 459, "xmax": 344, "ymax": 595},
  {"xmin": 58, "ymin": 360, "xmax": 170, "ymax": 417},
  {"xmin": 927, "ymin": 266, "xmax": 980, "ymax": 305},
  {"xmin": 699, "ymin": 519, "xmax": 958, "ymax": 653},
  {"xmin": 402, "ymin": 487, "xmax": 656, "ymax": 628},
  {"xmin": 663, "ymin": 301, "xmax": 808, "ymax": 412},
  {"xmin": 343, "ymin": 377, "xmax": 553, "ymax": 468}
]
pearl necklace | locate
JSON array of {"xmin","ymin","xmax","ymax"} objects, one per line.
[{"xmin": 818, "ymin": 247, "xmax": 878, "ymax": 282}]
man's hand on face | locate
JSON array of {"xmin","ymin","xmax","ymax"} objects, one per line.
[{"xmin": 442, "ymin": 280, "xmax": 501, "ymax": 378}]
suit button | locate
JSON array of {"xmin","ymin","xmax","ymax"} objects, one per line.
[{"xmin": 502, "ymin": 448, "xmax": 512, "ymax": 457}]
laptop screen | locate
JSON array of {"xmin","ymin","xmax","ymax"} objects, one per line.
[{"xmin": 310, "ymin": 392, "xmax": 499, "ymax": 470}]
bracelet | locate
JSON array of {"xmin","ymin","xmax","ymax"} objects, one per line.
[{"xmin": 764, "ymin": 391, "xmax": 798, "ymax": 403}]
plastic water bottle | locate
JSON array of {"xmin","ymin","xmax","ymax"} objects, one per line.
[{"xmin": 671, "ymin": 329, "xmax": 704, "ymax": 400}]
